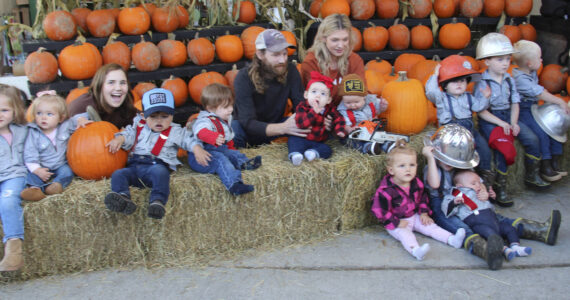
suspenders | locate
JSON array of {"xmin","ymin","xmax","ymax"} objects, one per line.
[
  {"xmin": 445, "ymin": 93, "xmax": 473, "ymax": 120},
  {"xmin": 346, "ymin": 102, "xmax": 377, "ymax": 125},
  {"xmin": 483, "ymin": 77, "xmax": 514, "ymax": 106},
  {"xmin": 133, "ymin": 120, "xmax": 172, "ymax": 156}
]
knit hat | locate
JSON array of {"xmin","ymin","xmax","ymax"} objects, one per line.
[
  {"xmin": 142, "ymin": 88, "xmax": 175, "ymax": 118},
  {"xmin": 488, "ymin": 127, "xmax": 517, "ymax": 165},
  {"xmin": 338, "ymin": 74, "xmax": 366, "ymax": 97}
]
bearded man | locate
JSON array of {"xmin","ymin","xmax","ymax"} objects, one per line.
[{"xmin": 232, "ymin": 29, "xmax": 309, "ymax": 148}]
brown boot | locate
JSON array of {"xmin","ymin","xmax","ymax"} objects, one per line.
[
  {"xmin": 20, "ymin": 187, "xmax": 46, "ymax": 202},
  {"xmin": 465, "ymin": 234, "xmax": 503, "ymax": 270},
  {"xmin": 45, "ymin": 182, "xmax": 63, "ymax": 195},
  {"xmin": 0, "ymin": 239, "xmax": 23, "ymax": 272}
]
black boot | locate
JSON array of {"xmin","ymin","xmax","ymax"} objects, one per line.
[
  {"xmin": 513, "ymin": 210, "xmax": 561, "ymax": 245},
  {"xmin": 524, "ymin": 157, "xmax": 551, "ymax": 190},
  {"xmin": 540, "ymin": 159, "xmax": 562, "ymax": 181},
  {"xmin": 551, "ymin": 155, "xmax": 568, "ymax": 177},
  {"xmin": 465, "ymin": 234, "xmax": 503, "ymax": 270},
  {"xmin": 493, "ymin": 172, "xmax": 513, "ymax": 207}
]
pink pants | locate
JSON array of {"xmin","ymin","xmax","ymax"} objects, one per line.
[{"xmin": 387, "ymin": 213, "xmax": 453, "ymax": 254}]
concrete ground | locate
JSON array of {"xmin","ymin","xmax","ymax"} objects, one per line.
[{"xmin": 1, "ymin": 179, "xmax": 569, "ymax": 299}]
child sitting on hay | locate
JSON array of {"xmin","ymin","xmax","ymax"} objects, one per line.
[
  {"xmin": 188, "ymin": 83, "xmax": 261, "ymax": 196},
  {"xmin": 288, "ymin": 71, "xmax": 346, "ymax": 166},
  {"xmin": 105, "ymin": 88, "xmax": 208, "ymax": 219}
]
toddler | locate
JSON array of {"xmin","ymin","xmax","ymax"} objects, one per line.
[
  {"xmin": 188, "ymin": 83, "xmax": 261, "ymax": 196},
  {"xmin": 371, "ymin": 140, "xmax": 466, "ymax": 261}
]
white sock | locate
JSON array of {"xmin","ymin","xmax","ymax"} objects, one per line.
[
  {"xmin": 411, "ymin": 243, "xmax": 430, "ymax": 260},
  {"xmin": 448, "ymin": 228, "xmax": 466, "ymax": 249},
  {"xmin": 304, "ymin": 149, "xmax": 319, "ymax": 161},
  {"xmin": 510, "ymin": 243, "xmax": 532, "ymax": 257},
  {"xmin": 289, "ymin": 153, "xmax": 303, "ymax": 166}
]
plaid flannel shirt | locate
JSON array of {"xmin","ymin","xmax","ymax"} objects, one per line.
[
  {"xmin": 371, "ymin": 174, "xmax": 432, "ymax": 230},
  {"xmin": 294, "ymin": 100, "xmax": 346, "ymax": 142}
]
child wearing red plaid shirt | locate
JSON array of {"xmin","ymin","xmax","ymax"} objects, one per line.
[
  {"xmin": 287, "ymin": 71, "xmax": 346, "ymax": 166},
  {"xmin": 371, "ymin": 140, "xmax": 466, "ymax": 260}
]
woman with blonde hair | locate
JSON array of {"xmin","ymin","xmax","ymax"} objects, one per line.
[{"xmin": 301, "ymin": 14, "xmax": 365, "ymax": 105}]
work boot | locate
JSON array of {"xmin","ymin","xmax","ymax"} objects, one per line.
[
  {"xmin": 493, "ymin": 172, "xmax": 513, "ymax": 207},
  {"xmin": 524, "ymin": 158, "xmax": 550, "ymax": 190},
  {"xmin": 465, "ymin": 234, "xmax": 503, "ymax": 270},
  {"xmin": 513, "ymin": 209, "xmax": 561, "ymax": 245},
  {"xmin": 477, "ymin": 169, "xmax": 495, "ymax": 195},
  {"xmin": 0, "ymin": 238, "xmax": 23, "ymax": 272},
  {"xmin": 551, "ymin": 155, "xmax": 568, "ymax": 176},
  {"xmin": 540, "ymin": 159, "xmax": 562, "ymax": 181}
]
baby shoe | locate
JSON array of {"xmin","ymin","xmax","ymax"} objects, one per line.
[
  {"xmin": 289, "ymin": 152, "xmax": 303, "ymax": 166},
  {"xmin": 20, "ymin": 187, "xmax": 46, "ymax": 202},
  {"xmin": 510, "ymin": 244, "xmax": 532, "ymax": 257},
  {"xmin": 45, "ymin": 182, "xmax": 63, "ymax": 195},
  {"xmin": 241, "ymin": 156, "xmax": 262, "ymax": 170},
  {"xmin": 503, "ymin": 247, "xmax": 516, "ymax": 261},
  {"xmin": 304, "ymin": 149, "xmax": 319, "ymax": 161},
  {"xmin": 229, "ymin": 182, "xmax": 254, "ymax": 196},
  {"xmin": 148, "ymin": 200, "xmax": 166, "ymax": 219},
  {"xmin": 412, "ymin": 243, "xmax": 430, "ymax": 261},
  {"xmin": 105, "ymin": 192, "xmax": 137, "ymax": 215}
]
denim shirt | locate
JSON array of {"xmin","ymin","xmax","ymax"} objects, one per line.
[
  {"xmin": 192, "ymin": 111, "xmax": 235, "ymax": 143},
  {"xmin": 0, "ymin": 124, "xmax": 28, "ymax": 181},
  {"xmin": 474, "ymin": 70, "xmax": 520, "ymax": 111},
  {"xmin": 337, "ymin": 94, "xmax": 382, "ymax": 127},
  {"xmin": 512, "ymin": 68, "xmax": 544, "ymax": 110}
]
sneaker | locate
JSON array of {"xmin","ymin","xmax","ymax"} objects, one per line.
[
  {"xmin": 241, "ymin": 156, "xmax": 262, "ymax": 170},
  {"xmin": 20, "ymin": 187, "xmax": 46, "ymax": 202},
  {"xmin": 304, "ymin": 149, "xmax": 319, "ymax": 161},
  {"xmin": 104, "ymin": 192, "xmax": 137, "ymax": 215},
  {"xmin": 503, "ymin": 247, "xmax": 516, "ymax": 261},
  {"xmin": 45, "ymin": 182, "xmax": 63, "ymax": 195},
  {"xmin": 147, "ymin": 200, "xmax": 166, "ymax": 219},
  {"xmin": 412, "ymin": 243, "xmax": 430, "ymax": 261},
  {"xmin": 448, "ymin": 228, "xmax": 466, "ymax": 249},
  {"xmin": 511, "ymin": 244, "xmax": 532, "ymax": 257},
  {"xmin": 289, "ymin": 153, "xmax": 303, "ymax": 166}
]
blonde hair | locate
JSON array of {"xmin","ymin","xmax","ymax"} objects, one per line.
[
  {"xmin": 308, "ymin": 14, "xmax": 355, "ymax": 78},
  {"xmin": 385, "ymin": 139, "xmax": 417, "ymax": 167},
  {"xmin": 512, "ymin": 40, "xmax": 541, "ymax": 66},
  {"xmin": 0, "ymin": 84, "xmax": 27, "ymax": 125},
  {"xmin": 201, "ymin": 83, "xmax": 234, "ymax": 110},
  {"xmin": 29, "ymin": 94, "xmax": 69, "ymax": 123}
]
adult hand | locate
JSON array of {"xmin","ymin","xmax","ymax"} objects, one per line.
[
  {"xmin": 511, "ymin": 123, "xmax": 520, "ymax": 136},
  {"xmin": 33, "ymin": 167, "xmax": 53, "ymax": 182},
  {"xmin": 281, "ymin": 115, "xmax": 310, "ymax": 137},
  {"xmin": 499, "ymin": 121, "xmax": 511, "ymax": 136},
  {"xmin": 193, "ymin": 145, "xmax": 212, "ymax": 167}
]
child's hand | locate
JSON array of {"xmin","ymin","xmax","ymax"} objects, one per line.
[
  {"xmin": 488, "ymin": 186, "xmax": 496, "ymax": 200},
  {"xmin": 215, "ymin": 134, "xmax": 225, "ymax": 146},
  {"xmin": 33, "ymin": 167, "xmax": 53, "ymax": 182},
  {"xmin": 398, "ymin": 220, "xmax": 408, "ymax": 228},
  {"xmin": 75, "ymin": 117, "xmax": 93, "ymax": 129},
  {"xmin": 422, "ymin": 145, "xmax": 435, "ymax": 159},
  {"xmin": 479, "ymin": 83, "xmax": 492, "ymax": 99},
  {"xmin": 337, "ymin": 131, "xmax": 346, "ymax": 138},
  {"xmin": 323, "ymin": 114, "xmax": 332, "ymax": 131},
  {"xmin": 106, "ymin": 136, "xmax": 125, "ymax": 153},
  {"xmin": 511, "ymin": 123, "xmax": 520, "ymax": 136},
  {"xmin": 193, "ymin": 145, "xmax": 212, "ymax": 167},
  {"xmin": 453, "ymin": 195, "xmax": 464, "ymax": 204},
  {"xmin": 378, "ymin": 97, "xmax": 389, "ymax": 113},
  {"xmin": 420, "ymin": 213, "xmax": 434, "ymax": 225},
  {"xmin": 477, "ymin": 186, "xmax": 489, "ymax": 201},
  {"xmin": 346, "ymin": 124, "xmax": 358, "ymax": 133}
]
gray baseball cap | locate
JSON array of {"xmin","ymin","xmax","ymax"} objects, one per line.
[{"xmin": 255, "ymin": 29, "xmax": 296, "ymax": 52}]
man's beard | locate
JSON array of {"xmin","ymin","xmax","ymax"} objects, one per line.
[{"xmin": 261, "ymin": 61, "xmax": 288, "ymax": 84}]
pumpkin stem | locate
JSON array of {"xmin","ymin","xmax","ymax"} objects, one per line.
[
  {"xmin": 231, "ymin": 64, "xmax": 237, "ymax": 71},
  {"xmin": 396, "ymin": 71, "xmax": 408, "ymax": 82},
  {"xmin": 169, "ymin": 75, "xmax": 175, "ymax": 80},
  {"xmin": 194, "ymin": 32, "xmax": 200, "ymax": 39},
  {"xmin": 77, "ymin": 81, "xmax": 85, "ymax": 89},
  {"xmin": 392, "ymin": 18, "xmax": 400, "ymax": 26},
  {"xmin": 432, "ymin": 54, "xmax": 441, "ymax": 62}
]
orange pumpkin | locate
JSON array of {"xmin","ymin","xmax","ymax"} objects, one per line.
[
  {"xmin": 44, "ymin": 10, "xmax": 77, "ymax": 41},
  {"xmin": 58, "ymin": 41, "xmax": 102, "ymax": 80},
  {"xmin": 427, "ymin": 101, "xmax": 438, "ymax": 124},
  {"xmin": 408, "ymin": 59, "xmax": 439, "ymax": 83},
  {"xmin": 138, "ymin": 2, "xmax": 157, "ymax": 16},
  {"xmin": 133, "ymin": 82, "xmax": 157, "ymax": 99},
  {"xmin": 438, "ymin": 21, "xmax": 471, "ymax": 49},
  {"xmin": 504, "ymin": 0, "xmax": 532, "ymax": 17},
  {"xmin": 310, "ymin": 0, "xmax": 324, "ymax": 17},
  {"xmin": 177, "ymin": 5, "xmax": 190, "ymax": 29},
  {"xmin": 499, "ymin": 25, "xmax": 522, "ymax": 44},
  {"xmin": 162, "ymin": 76, "xmax": 188, "ymax": 107},
  {"xmin": 118, "ymin": 7, "xmax": 150, "ymax": 35},
  {"xmin": 241, "ymin": 26, "xmax": 265, "ymax": 60},
  {"xmin": 281, "ymin": 31, "xmax": 297, "ymax": 56},
  {"xmin": 380, "ymin": 71, "xmax": 428, "ymax": 134},
  {"xmin": 363, "ymin": 25, "xmax": 389, "ymax": 52},
  {"xmin": 67, "ymin": 122, "xmax": 128, "ymax": 180},
  {"xmin": 434, "ymin": 0, "xmax": 455, "ymax": 18},
  {"xmin": 394, "ymin": 53, "xmax": 426, "ymax": 73},
  {"xmin": 158, "ymin": 39, "xmax": 187, "ymax": 68},
  {"xmin": 410, "ymin": 24, "xmax": 433, "ymax": 50},
  {"xmin": 188, "ymin": 71, "xmax": 229, "ymax": 105},
  {"xmin": 233, "ymin": 0, "xmax": 256, "ymax": 23},
  {"xmin": 459, "ymin": 0, "xmax": 483, "ymax": 17},
  {"xmin": 351, "ymin": 0, "xmax": 375, "ymax": 20},
  {"xmin": 132, "ymin": 39, "xmax": 161, "ymax": 72},
  {"xmin": 375, "ymin": 0, "xmax": 399, "ymax": 18},
  {"xmin": 352, "ymin": 27, "xmax": 363, "ymax": 52},
  {"xmin": 188, "ymin": 35, "xmax": 215, "ymax": 65},
  {"xmin": 152, "ymin": 7, "xmax": 180, "ymax": 33},
  {"xmin": 86, "ymin": 9, "xmax": 115, "ymax": 38},
  {"xmin": 408, "ymin": 0, "xmax": 433, "ymax": 18},
  {"xmin": 71, "ymin": 7, "xmax": 92, "ymax": 33},
  {"xmin": 225, "ymin": 64, "xmax": 240, "ymax": 94},
  {"xmin": 539, "ymin": 64, "xmax": 568, "ymax": 94},
  {"xmin": 364, "ymin": 69, "xmax": 386, "ymax": 97},
  {"xmin": 519, "ymin": 23, "xmax": 537, "ymax": 41},
  {"xmin": 321, "ymin": 0, "xmax": 351, "ymax": 18},
  {"xmin": 24, "ymin": 47, "xmax": 58, "ymax": 84},
  {"xmin": 483, "ymin": 0, "xmax": 504, "ymax": 17},
  {"xmin": 66, "ymin": 82, "xmax": 89, "ymax": 104},
  {"xmin": 388, "ymin": 21, "xmax": 410, "ymax": 50},
  {"xmin": 365, "ymin": 58, "xmax": 392, "ymax": 75},
  {"xmin": 102, "ymin": 40, "xmax": 131, "ymax": 71}
]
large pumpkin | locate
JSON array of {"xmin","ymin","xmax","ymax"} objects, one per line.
[
  {"xmin": 44, "ymin": 10, "xmax": 77, "ymax": 41},
  {"xmin": 394, "ymin": 53, "xmax": 426, "ymax": 73},
  {"xmin": 86, "ymin": 9, "xmax": 115, "ymax": 38},
  {"xmin": 233, "ymin": 0, "xmax": 256, "ymax": 23},
  {"xmin": 118, "ymin": 7, "xmax": 150, "ymax": 35},
  {"xmin": 162, "ymin": 76, "xmax": 188, "ymax": 107},
  {"xmin": 505, "ymin": 0, "xmax": 532, "ymax": 17},
  {"xmin": 364, "ymin": 69, "xmax": 386, "ymax": 97},
  {"xmin": 67, "ymin": 121, "xmax": 128, "ymax": 180},
  {"xmin": 375, "ymin": 0, "xmax": 399, "ymax": 18},
  {"xmin": 539, "ymin": 64, "xmax": 568, "ymax": 94},
  {"xmin": 408, "ymin": 0, "xmax": 433, "ymax": 18},
  {"xmin": 24, "ymin": 47, "xmax": 58, "ymax": 84},
  {"xmin": 410, "ymin": 24, "xmax": 433, "ymax": 50},
  {"xmin": 438, "ymin": 21, "xmax": 471, "ymax": 49},
  {"xmin": 380, "ymin": 71, "xmax": 428, "ymax": 134},
  {"xmin": 388, "ymin": 21, "xmax": 410, "ymax": 50},
  {"xmin": 132, "ymin": 39, "xmax": 161, "ymax": 72},
  {"xmin": 152, "ymin": 7, "xmax": 180, "ymax": 33},
  {"xmin": 363, "ymin": 25, "xmax": 389, "ymax": 52},
  {"xmin": 187, "ymin": 35, "xmax": 215, "ymax": 65},
  {"xmin": 103, "ymin": 40, "xmax": 131, "ymax": 71},
  {"xmin": 58, "ymin": 41, "xmax": 102, "ymax": 80},
  {"xmin": 215, "ymin": 34, "xmax": 244, "ymax": 63},
  {"xmin": 241, "ymin": 26, "xmax": 265, "ymax": 60},
  {"xmin": 158, "ymin": 39, "xmax": 187, "ymax": 68},
  {"xmin": 351, "ymin": 0, "xmax": 375, "ymax": 20},
  {"xmin": 188, "ymin": 71, "xmax": 229, "ymax": 105},
  {"xmin": 321, "ymin": 0, "xmax": 351, "ymax": 18}
]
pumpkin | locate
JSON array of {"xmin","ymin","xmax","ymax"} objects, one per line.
[
  {"xmin": 434, "ymin": 0, "xmax": 455, "ymax": 18},
  {"xmin": 364, "ymin": 69, "xmax": 386, "ymax": 97},
  {"xmin": 188, "ymin": 71, "xmax": 229, "ymax": 105},
  {"xmin": 459, "ymin": 0, "xmax": 483, "ymax": 17},
  {"xmin": 67, "ymin": 121, "xmax": 128, "ymax": 180},
  {"xmin": 162, "ymin": 76, "xmax": 188, "ymax": 107},
  {"xmin": 233, "ymin": 0, "xmax": 256, "ymax": 23},
  {"xmin": 539, "ymin": 64, "xmax": 568, "ymax": 94},
  {"xmin": 241, "ymin": 26, "xmax": 265, "ymax": 60},
  {"xmin": 177, "ymin": 5, "xmax": 190, "ymax": 28},
  {"xmin": 102, "ymin": 40, "xmax": 131, "ymax": 71},
  {"xmin": 281, "ymin": 31, "xmax": 297, "ymax": 56},
  {"xmin": 410, "ymin": 24, "xmax": 433, "ymax": 50},
  {"xmin": 365, "ymin": 58, "xmax": 392, "ymax": 75},
  {"xmin": 321, "ymin": 0, "xmax": 351, "ymax": 18},
  {"xmin": 408, "ymin": 0, "xmax": 433, "ymax": 18},
  {"xmin": 380, "ymin": 71, "xmax": 428, "ymax": 134},
  {"xmin": 388, "ymin": 21, "xmax": 410, "ymax": 50},
  {"xmin": 138, "ymin": 2, "xmax": 157, "ymax": 16},
  {"xmin": 375, "ymin": 0, "xmax": 399, "ymax": 18},
  {"xmin": 158, "ymin": 39, "xmax": 187, "ymax": 68},
  {"xmin": 133, "ymin": 82, "xmax": 157, "ymax": 99},
  {"xmin": 438, "ymin": 21, "xmax": 471, "ymax": 49},
  {"xmin": 505, "ymin": 0, "xmax": 532, "ymax": 17},
  {"xmin": 483, "ymin": 0, "xmax": 504, "ymax": 17},
  {"xmin": 310, "ymin": 0, "xmax": 324, "ymax": 17},
  {"xmin": 108, "ymin": 8, "xmax": 121, "ymax": 33},
  {"xmin": 519, "ymin": 23, "xmax": 537, "ymax": 41},
  {"xmin": 71, "ymin": 7, "xmax": 92, "ymax": 33},
  {"xmin": 24, "ymin": 47, "xmax": 58, "ymax": 84},
  {"xmin": 499, "ymin": 25, "xmax": 522, "ymax": 45},
  {"xmin": 363, "ymin": 25, "xmax": 389, "ymax": 52},
  {"xmin": 188, "ymin": 34, "xmax": 215, "ymax": 65},
  {"xmin": 351, "ymin": 0, "xmax": 375, "ymax": 20},
  {"xmin": 225, "ymin": 64, "xmax": 240, "ymax": 94},
  {"xmin": 58, "ymin": 41, "xmax": 102, "ymax": 80},
  {"xmin": 66, "ymin": 82, "xmax": 89, "ymax": 104},
  {"xmin": 118, "ymin": 7, "xmax": 150, "ymax": 35},
  {"xmin": 427, "ymin": 101, "xmax": 438, "ymax": 124},
  {"xmin": 352, "ymin": 27, "xmax": 363, "ymax": 52},
  {"xmin": 86, "ymin": 9, "xmax": 115, "ymax": 38},
  {"xmin": 132, "ymin": 38, "xmax": 161, "ymax": 72},
  {"xmin": 44, "ymin": 10, "xmax": 77, "ymax": 41},
  {"xmin": 394, "ymin": 53, "xmax": 426, "ymax": 73},
  {"xmin": 408, "ymin": 58, "xmax": 439, "ymax": 83},
  {"xmin": 152, "ymin": 7, "xmax": 180, "ymax": 33}
]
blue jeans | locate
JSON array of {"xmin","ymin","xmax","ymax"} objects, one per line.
[
  {"xmin": 464, "ymin": 208, "xmax": 519, "ymax": 244},
  {"xmin": 187, "ymin": 145, "xmax": 246, "ymax": 190},
  {"xmin": 26, "ymin": 164, "xmax": 74, "ymax": 191},
  {"xmin": 479, "ymin": 109, "xmax": 540, "ymax": 172},
  {"xmin": 447, "ymin": 118, "xmax": 492, "ymax": 171},
  {"xmin": 110, "ymin": 155, "xmax": 171, "ymax": 205},
  {"xmin": 287, "ymin": 136, "xmax": 332, "ymax": 159},
  {"xmin": 0, "ymin": 177, "xmax": 26, "ymax": 243},
  {"xmin": 231, "ymin": 119, "xmax": 284, "ymax": 148},
  {"xmin": 519, "ymin": 107, "xmax": 563, "ymax": 159}
]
